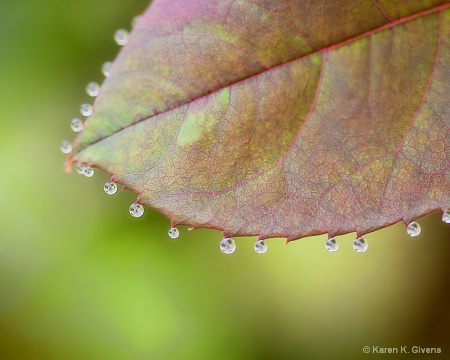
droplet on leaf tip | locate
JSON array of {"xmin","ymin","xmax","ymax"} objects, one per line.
[
  {"xmin": 70, "ymin": 118, "xmax": 83, "ymax": 132},
  {"xmin": 60, "ymin": 140, "xmax": 72, "ymax": 154},
  {"xmin": 168, "ymin": 227, "xmax": 179, "ymax": 239},
  {"xmin": 80, "ymin": 103, "xmax": 93, "ymax": 117},
  {"xmin": 114, "ymin": 29, "xmax": 129, "ymax": 46},
  {"xmin": 325, "ymin": 238, "xmax": 339, "ymax": 252},
  {"xmin": 353, "ymin": 237, "xmax": 368, "ymax": 253},
  {"xmin": 76, "ymin": 163, "xmax": 86, "ymax": 175},
  {"xmin": 102, "ymin": 61, "xmax": 112, "ymax": 77},
  {"xmin": 86, "ymin": 82, "xmax": 100, "ymax": 97},
  {"xmin": 442, "ymin": 209, "xmax": 450, "ymax": 224},
  {"xmin": 104, "ymin": 182, "xmax": 117, "ymax": 195},
  {"xmin": 406, "ymin": 221, "xmax": 421, "ymax": 237},
  {"xmin": 254, "ymin": 239, "xmax": 268, "ymax": 254},
  {"xmin": 220, "ymin": 238, "xmax": 236, "ymax": 255},
  {"xmin": 83, "ymin": 166, "xmax": 94, "ymax": 178},
  {"xmin": 129, "ymin": 202, "xmax": 144, "ymax": 218}
]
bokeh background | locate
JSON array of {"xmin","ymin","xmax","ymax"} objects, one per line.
[{"xmin": 1, "ymin": 1, "xmax": 450, "ymax": 359}]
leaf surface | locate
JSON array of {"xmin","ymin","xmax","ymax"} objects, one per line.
[{"xmin": 70, "ymin": 0, "xmax": 450, "ymax": 240}]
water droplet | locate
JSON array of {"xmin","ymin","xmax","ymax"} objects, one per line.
[
  {"xmin": 114, "ymin": 29, "xmax": 129, "ymax": 46},
  {"xmin": 353, "ymin": 237, "xmax": 368, "ymax": 253},
  {"xmin": 104, "ymin": 182, "xmax": 117, "ymax": 195},
  {"xmin": 254, "ymin": 240, "xmax": 268, "ymax": 254},
  {"xmin": 102, "ymin": 61, "xmax": 112, "ymax": 77},
  {"xmin": 76, "ymin": 163, "xmax": 86, "ymax": 174},
  {"xmin": 129, "ymin": 203, "xmax": 144, "ymax": 218},
  {"xmin": 406, "ymin": 221, "xmax": 421, "ymax": 237},
  {"xmin": 325, "ymin": 238, "xmax": 339, "ymax": 252},
  {"xmin": 168, "ymin": 227, "xmax": 179, "ymax": 239},
  {"xmin": 80, "ymin": 103, "xmax": 93, "ymax": 117},
  {"xmin": 220, "ymin": 238, "xmax": 236, "ymax": 255},
  {"xmin": 83, "ymin": 166, "xmax": 94, "ymax": 178},
  {"xmin": 70, "ymin": 118, "xmax": 83, "ymax": 132},
  {"xmin": 60, "ymin": 140, "xmax": 72, "ymax": 154},
  {"xmin": 442, "ymin": 209, "xmax": 450, "ymax": 224},
  {"xmin": 86, "ymin": 82, "xmax": 100, "ymax": 97},
  {"xmin": 132, "ymin": 16, "xmax": 141, "ymax": 28}
]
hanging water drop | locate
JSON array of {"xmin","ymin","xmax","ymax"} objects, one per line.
[
  {"xmin": 114, "ymin": 29, "xmax": 129, "ymax": 46},
  {"xmin": 76, "ymin": 163, "xmax": 86, "ymax": 174},
  {"xmin": 442, "ymin": 209, "xmax": 450, "ymax": 224},
  {"xmin": 168, "ymin": 227, "xmax": 179, "ymax": 239},
  {"xmin": 104, "ymin": 182, "xmax": 117, "ymax": 195},
  {"xmin": 70, "ymin": 118, "xmax": 83, "ymax": 132},
  {"xmin": 325, "ymin": 238, "xmax": 339, "ymax": 252},
  {"xmin": 254, "ymin": 240, "xmax": 268, "ymax": 254},
  {"xmin": 86, "ymin": 82, "xmax": 100, "ymax": 97},
  {"xmin": 60, "ymin": 140, "xmax": 72, "ymax": 154},
  {"xmin": 406, "ymin": 222, "xmax": 421, "ymax": 237},
  {"xmin": 353, "ymin": 237, "xmax": 368, "ymax": 253},
  {"xmin": 80, "ymin": 103, "xmax": 93, "ymax": 117},
  {"xmin": 83, "ymin": 166, "xmax": 94, "ymax": 178},
  {"xmin": 129, "ymin": 203, "xmax": 144, "ymax": 218},
  {"xmin": 102, "ymin": 61, "xmax": 112, "ymax": 77},
  {"xmin": 220, "ymin": 238, "xmax": 236, "ymax": 255}
]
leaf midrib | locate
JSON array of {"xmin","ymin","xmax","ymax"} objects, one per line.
[{"xmin": 74, "ymin": 2, "xmax": 450, "ymax": 156}]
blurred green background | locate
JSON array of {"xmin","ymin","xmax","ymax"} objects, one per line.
[{"xmin": 1, "ymin": 1, "xmax": 450, "ymax": 359}]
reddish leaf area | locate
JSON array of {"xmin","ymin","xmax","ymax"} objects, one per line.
[{"xmin": 69, "ymin": 0, "xmax": 450, "ymax": 241}]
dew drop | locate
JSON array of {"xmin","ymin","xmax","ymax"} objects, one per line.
[
  {"xmin": 80, "ymin": 103, "xmax": 93, "ymax": 117},
  {"xmin": 70, "ymin": 118, "xmax": 83, "ymax": 132},
  {"xmin": 254, "ymin": 239, "xmax": 268, "ymax": 254},
  {"xmin": 102, "ymin": 61, "xmax": 112, "ymax": 77},
  {"xmin": 442, "ymin": 209, "xmax": 450, "ymax": 224},
  {"xmin": 83, "ymin": 166, "xmax": 94, "ymax": 178},
  {"xmin": 325, "ymin": 238, "xmax": 339, "ymax": 252},
  {"xmin": 220, "ymin": 238, "xmax": 236, "ymax": 255},
  {"xmin": 406, "ymin": 221, "xmax": 421, "ymax": 237},
  {"xmin": 132, "ymin": 16, "xmax": 141, "ymax": 28},
  {"xmin": 104, "ymin": 182, "xmax": 117, "ymax": 195},
  {"xmin": 86, "ymin": 82, "xmax": 100, "ymax": 97},
  {"xmin": 60, "ymin": 140, "xmax": 72, "ymax": 154},
  {"xmin": 114, "ymin": 29, "xmax": 129, "ymax": 46},
  {"xmin": 76, "ymin": 163, "xmax": 86, "ymax": 174},
  {"xmin": 353, "ymin": 237, "xmax": 368, "ymax": 253},
  {"xmin": 168, "ymin": 227, "xmax": 179, "ymax": 239},
  {"xmin": 129, "ymin": 203, "xmax": 144, "ymax": 218}
]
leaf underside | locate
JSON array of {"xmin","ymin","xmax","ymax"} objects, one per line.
[{"xmin": 69, "ymin": 0, "xmax": 450, "ymax": 241}]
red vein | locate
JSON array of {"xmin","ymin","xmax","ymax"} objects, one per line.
[
  {"xmin": 372, "ymin": 0, "xmax": 395, "ymax": 22},
  {"xmin": 119, "ymin": 7, "xmax": 445, "ymax": 209},
  {"xmin": 395, "ymin": 10, "xmax": 444, "ymax": 153},
  {"xmin": 278, "ymin": 52, "xmax": 327, "ymax": 165},
  {"xmin": 75, "ymin": 3, "xmax": 450, "ymax": 155},
  {"xmin": 316, "ymin": 11, "xmax": 444, "ymax": 214},
  {"xmin": 147, "ymin": 53, "xmax": 327, "ymax": 197}
]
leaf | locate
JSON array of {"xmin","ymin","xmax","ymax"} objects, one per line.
[{"xmin": 68, "ymin": 0, "xmax": 450, "ymax": 241}]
